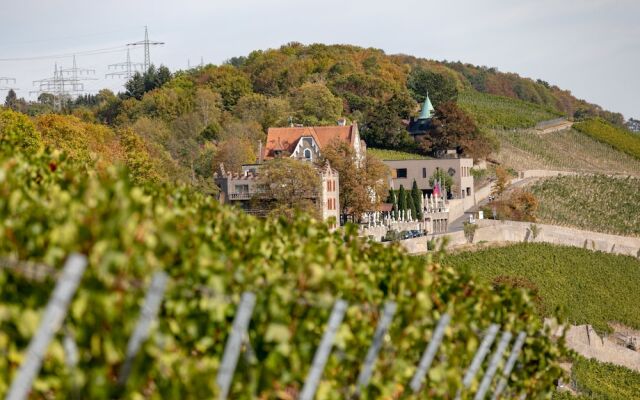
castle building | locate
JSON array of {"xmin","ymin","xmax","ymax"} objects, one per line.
[{"xmin": 214, "ymin": 123, "xmax": 365, "ymax": 229}]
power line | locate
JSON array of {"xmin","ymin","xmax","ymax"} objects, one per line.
[
  {"xmin": 0, "ymin": 46, "xmax": 128, "ymax": 62},
  {"xmin": 106, "ymin": 48, "xmax": 144, "ymax": 80},
  {"xmin": 31, "ymin": 57, "xmax": 97, "ymax": 111},
  {"xmin": 127, "ymin": 26, "xmax": 164, "ymax": 71}
]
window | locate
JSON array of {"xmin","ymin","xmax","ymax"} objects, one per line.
[
  {"xmin": 235, "ymin": 184, "xmax": 249, "ymax": 193},
  {"xmin": 304, "ymin": 149, "xmax": 312, "ymax": 160},
  {"xmin": 422, "ymin": 167, "xmax": 427, "ymax": 179},
  {"xmin": 466, "ymin": 187, "xmax": 471, "ymax": 196},
  {"xmin": 396, "ymin": 168, "xmax": 407, "ymax": 178}
]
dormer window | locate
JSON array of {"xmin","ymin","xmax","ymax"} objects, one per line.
[{"xmin": 304, "ymin": 149, "xmax": 312, "ymax": 160}]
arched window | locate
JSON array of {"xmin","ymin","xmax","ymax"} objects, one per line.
[{"xmin": 304, "ymin": 149, "xmax": 312, "ymax": 160}]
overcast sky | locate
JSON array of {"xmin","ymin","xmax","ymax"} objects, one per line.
[{"xmin": 1, "ymin": 0, "xmax": 638, "ymax": 119}]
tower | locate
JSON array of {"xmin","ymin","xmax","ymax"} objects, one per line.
[
  {"xmin": 106, "ymin": 48, "xmax": 144, "ymax": 80},
  {"xmin": 127, "ymin": 26, "xmax": 164, "ymax": 72}
]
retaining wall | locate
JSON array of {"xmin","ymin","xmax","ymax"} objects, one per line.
[{"xmin": 405, "ymin": 220, "xmax": 640, "ymax": 257}]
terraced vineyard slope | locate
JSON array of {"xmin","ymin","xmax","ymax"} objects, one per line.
[
  {"xmin": 458, "ymin": 90, "xmax": 561, "ymax": 129},
  {"xmin": 574, "ymin": 118, "xmax": 640, "ymax": 160},
  {"xmin": 442, "ymin": 243, "xmax": 640, "ymax": 333},
  {"xmin": 530, "ymin": 175, "xmax": 640, "ymax": 237},
  {"xmin": 493, "ymin": 128, "xmax": 640, "ymax": 176},
  {"xmin": 367, "ymin": 147, "xmax": 431, "ymax": 160},
  {"xmin": 570, "ymin": 357, "xmax": 640, "ymax": 400}
]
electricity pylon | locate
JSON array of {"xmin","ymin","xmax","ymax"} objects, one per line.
[
  {"xmin": 106, "ymin": 48, "xmax": 144, "ymax": 80},
  {"xmin": 127, "ymin": 26, "xmax": 164, "ymax": 72},
  {"xmin": 0, "ymin": 77, "xmax": 17, "ymax": 91},
  {"xmin": 31, "ymin": 57, "xmax": 96, "ymax": 111}
]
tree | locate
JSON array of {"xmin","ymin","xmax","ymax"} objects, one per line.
[
  {"xmin": 212, "ymin": 137, "xmax": 256, "ymax": 174},
  {"xmin": 321, "ymin": 140, "xmax": 389, "ymax": 220},
  {"xmin": 492, "ymin": 166, "xmax": 511, "ymax": 198},
  {"xmin": 361, "ymin": 93, "xmax": 416, "ymax": 151},
  {"xmin": 411, "ymin": 180, "xmax": 423, "ymax": 220},
  {"xmin": 255, "ymin": 157, "xmax": 322, "ymax": 220},
  {"xmin": 0, "ymin": 108, "xmax": 42, "ymax": 152},
  {"xmin": 119, "ymin": 128, "xmax": 162, "ymax": 185},
  {"xmin": 290, "ymin": 83, "xmax": 343, "ymax": 126},
  {"xmin": 234, "ymin": 93, "xmax": 290, "ymax": 131},
  {"xmin": 423, "ymin": 101, "xmax": 495, "ymax": 159},
  {"xmin": 4, "ymin": 89, "xmax": 17, "ymax": 109},
  {"xmin": 429, "ymin": 168, "xmax": 454, "ymax": 196},
  {"xmin": 463, "ymin": 221, "xmax": 478, "ymax": 243},
  {"xmin": 387, "ymin": 189, "xmax": 398, "ymax": 219},
  {"xmin": 407, "ymin": 191, "xmax": 417, "ymax": 220},
  {"xmin": 124, "ymin": 65, "xmax": 173, "ymax": 100},
  {"xmin": 408, "ymin": 67, "xmax": 459, "ymax": 106},
  {"xmin": 397, "ymin": 185, "xmax": 407, "ymax": 217},
  {"xmin": 196, "ymin": 65, "xmax": 253, "ymax": 110}
]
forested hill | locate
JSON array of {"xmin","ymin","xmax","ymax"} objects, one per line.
[{"xmin": 2, "ymin": 43, "xmax": 629, "ymax": 189}]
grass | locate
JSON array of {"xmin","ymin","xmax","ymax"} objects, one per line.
[
  {"xmin": 574, "ymin": 118, "xmax": 640, "ymax": 160},
  {"xmin": 530, "ymin": 175, "xmax": 640, "ymax": 237},
  {"xmin": 442, "ymin": 243, "xmax": 640, "ymax": 333},
  {"xmin": 494, "ymin": 128, "xmax": 640, "ymax": 176},
  {"xmin": 458, "ymin": 90, "xmax": 561, "ymax": 129},
  {"xmin": 367, "ymin": 147, "xmax": 431, "ymax": 160}
]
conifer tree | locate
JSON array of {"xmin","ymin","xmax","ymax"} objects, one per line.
[
  {"xmin": 388, "ymin": 189, "xmax": 398, "ymax": 219},
  {"xmin": 398, "ymin": 185, "xmax": 407, "ymax": 217},
  {"xmin": 407, "ymin": 192, "xmax": 417, "ymax": 220},
  {"xmin": 411, "ymin": 180, "xmax": 423, "ymax": 220}
]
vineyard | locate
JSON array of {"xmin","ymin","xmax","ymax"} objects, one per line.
[
  {"xmin": 367, "ymin": 147, "xmax": 431, "ymax": 160},
  {"xmin": 574, "ymin": 118, "xmax": 640, "ymax": 160},
  {"xmin": 493, "ymin": 128, "xmax": 640, "ymax": 176},
  {"xmin": 458, "ymin": 90, "xmax": 561, "ymax": 129},
  {"xmin": 441, "ymin": 243, "xmax": 640, "ymax": 333},
  {"xmin": 530, "ymin": 175, "xmax": 640, "ymax": 237},
  {"xmin": 570, "ymin": 356, "xmax": 640, "ymax": 399},
  {"xmin": 0, "ymin": 110, "xmax": 566, "ymax": 398}
]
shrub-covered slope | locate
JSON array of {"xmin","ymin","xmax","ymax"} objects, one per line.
[{"xmin": 0, "ymin": 108, "xmax": 564, "ymax": 398}]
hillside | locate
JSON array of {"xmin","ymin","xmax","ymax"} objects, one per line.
[
  {"xmin": 3, "ymin": 42, "xmax": 631, "ymax": 190},
  {"xmin": 458, "ymin": 90, "xmax": 561, "ymax": 129},
  {"xmin": 0, "ymin": 106, "xmax": 565, "ymax": 398},
  {"xmin": 492, "ymin": 128, "xmax": 640, "ymax": 176},
  {"xmin": 530, "ymin": 175, "xmax": 640, "ymax": 237},
  {"xmin": 442, "ymin": 243, "xmax": 640, "ymax": 333}
]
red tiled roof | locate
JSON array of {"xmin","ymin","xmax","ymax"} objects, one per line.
[{"xmin": 263, "ymin": 125, "xmax": 358, "ymax": 159}]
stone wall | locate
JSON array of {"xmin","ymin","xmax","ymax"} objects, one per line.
[
  {"xmin": 360, "ymin": 221, "xmax": 423, "ymax": 242},
  {"xmin": 421, "ymin": 220, "xmax": 640, "ymax": 257}
]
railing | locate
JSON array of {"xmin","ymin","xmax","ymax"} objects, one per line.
[
  {"xmin": 5, "ymin": 254, "xmax": 533, "ymax": 400},
  {"xmin": 229, "ymin": 192, "xmax": 252, "ymax": 200}
]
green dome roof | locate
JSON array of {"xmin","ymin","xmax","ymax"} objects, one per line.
[{"xmin": 419, "ymin": 94, "xmax": 435, "ymax": 120}]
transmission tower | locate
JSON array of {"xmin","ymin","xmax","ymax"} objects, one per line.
[
  {"xmin": 127, "ymin": 26, "xmax": 164, "ymax": 72},
  {"xmin": 0, "ymin": 77, "xmax": 17, "ymax": 91},
  {"xmin": 106, "ymin": 48, "xmax": 144, "ymax": 80},
  {"xmin": 31, "ymin": 57, "xmax": 96, "ymax": 111}
]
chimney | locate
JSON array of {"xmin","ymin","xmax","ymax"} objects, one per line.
[{"xmin": 337, "ymin": 117, "xmax": 347, "ymax": 126}]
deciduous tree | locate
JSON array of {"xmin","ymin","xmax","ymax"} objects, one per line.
[
  {"xmin": 322, "ymin": 140, "xmax": 389, "ymax": 221},
  {"xmin": 255, "ymin": 157, "xmax": 322, "ymax": 220}
]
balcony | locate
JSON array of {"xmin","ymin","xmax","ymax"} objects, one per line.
[{"xmin": 229, "ymin": 192, "xmax": 252, "ymax": 200}]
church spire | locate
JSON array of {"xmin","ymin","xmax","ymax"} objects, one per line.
[{"xmin": 419, "ymin": 92, "xmax": 435, "ymax": 120}]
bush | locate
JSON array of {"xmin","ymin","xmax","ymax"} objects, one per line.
[{"xmin": 0, "ymin": 112, "xmax": 564, "ymax": 398}]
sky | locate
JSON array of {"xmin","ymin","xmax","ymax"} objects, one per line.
[{"xmin": 0, "ymin": 0, "xmax": 638, "ymax": 119}]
